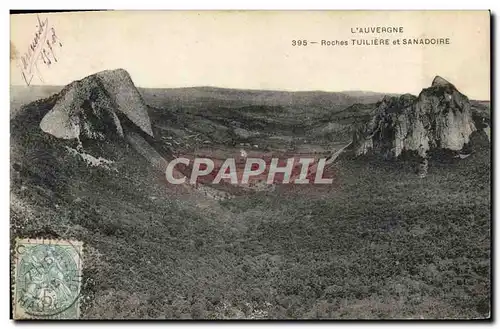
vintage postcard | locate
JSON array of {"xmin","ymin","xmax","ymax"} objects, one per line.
[{"xmin": 10, "ymin": 11, "xmax": 490, "ymax": 319}]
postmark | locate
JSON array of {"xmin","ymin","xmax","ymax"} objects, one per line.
[{"xmin": 12, "ymin": 238, "xmax": 83, "ymax": 319}]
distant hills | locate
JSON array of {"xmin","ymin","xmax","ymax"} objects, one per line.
[
  {"xmin": 11, "ymin": 73, "xmax": 490, "ymax": 156},
  {"xmin": 10, "ymin": 84, "xmax": 387, "ymax": 120}
]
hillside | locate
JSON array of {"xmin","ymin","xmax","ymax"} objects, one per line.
[
  {"xmin": 10, "ymin": 85, "xmax": 62, "ymax": 118},
  {"xmin": 10, "ymin": 72, "xmax": 491, "ymax": 319}
]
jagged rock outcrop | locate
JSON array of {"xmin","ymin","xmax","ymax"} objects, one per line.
[
  {"xmin": 352, "ymin": 76, "xmax": 477, "ymax": 158},
  {"xmin": 40, "ymin": 69, "xmax": 153, "ymax": 140}
]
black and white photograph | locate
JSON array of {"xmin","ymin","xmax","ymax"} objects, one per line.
[{"xmin": 9, "ymin": 10, "xmax": 491, "ymax": 320}]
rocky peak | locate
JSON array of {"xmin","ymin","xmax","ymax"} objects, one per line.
[
  {"xmin": 94, "ymin": 69, "xmax": 153, "ymax": 136},
  {"xmin": 352, "ymin": 76, "xmax": 477, "ymax": 158},
  {"xmin": 40, "ymin": 69, "xmax": 153, "ymax": 140},
  {"xmin": 377, "ymin": 93, "xmax": 417, "ymax": 114},
  {"xmin": 431, "ymin": 75, "xmax": 454, "ymax": 88}
]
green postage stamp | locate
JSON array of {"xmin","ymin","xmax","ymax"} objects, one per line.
[{"xmin": 12, "ymin": 238, "xmax": 83, "ymax": 319}]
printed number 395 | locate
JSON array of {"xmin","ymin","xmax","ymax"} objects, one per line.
[{"xmin": 292, "ymin": 40, "xmax": 308, "ymax": 46}]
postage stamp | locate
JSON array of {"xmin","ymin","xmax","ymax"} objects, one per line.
[{"xmin": 12, "ymin": 238, "xmax": 83, "ymax": 320}]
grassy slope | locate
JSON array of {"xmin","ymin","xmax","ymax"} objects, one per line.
[
  {"xmin": 10, "ymin": 91, "xmax": 490, "ymax": 319},
  {"xmin": 220, "ymin": 148, "xmax": 490, "ymax": 319},
  {"xmin": 11, "ymin": 99, "xmax": 240, "ymax": 319}
]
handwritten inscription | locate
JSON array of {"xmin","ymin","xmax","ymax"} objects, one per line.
[{"xmin": 17, "ymin": 15, "xmax": 62, "ymax": 86}]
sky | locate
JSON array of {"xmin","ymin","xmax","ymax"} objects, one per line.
[{"xmin": 10, "ymin": 11, "xmax": 490, "ymax": 100}]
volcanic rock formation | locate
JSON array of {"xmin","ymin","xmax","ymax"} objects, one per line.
[
  {"xmin": 352, "ymin": 76, "xmax": 477, "ymax": 158},
  {"xmin": 40, "ymin": 69, "xmax": 153, "ymax": 140}
]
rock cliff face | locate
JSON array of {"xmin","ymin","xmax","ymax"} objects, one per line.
[
  {"xmin": 352, "ymin": 76, "xmax": 476, "ymax": 158},
  {"xmin": 40, "ymin": 69, "xmax": 153, "ymax": 140}
]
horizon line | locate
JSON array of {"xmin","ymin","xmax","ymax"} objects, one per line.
[{"xmin": 9, "ymin": 83, "xmax": 491, "ymax": 101}]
